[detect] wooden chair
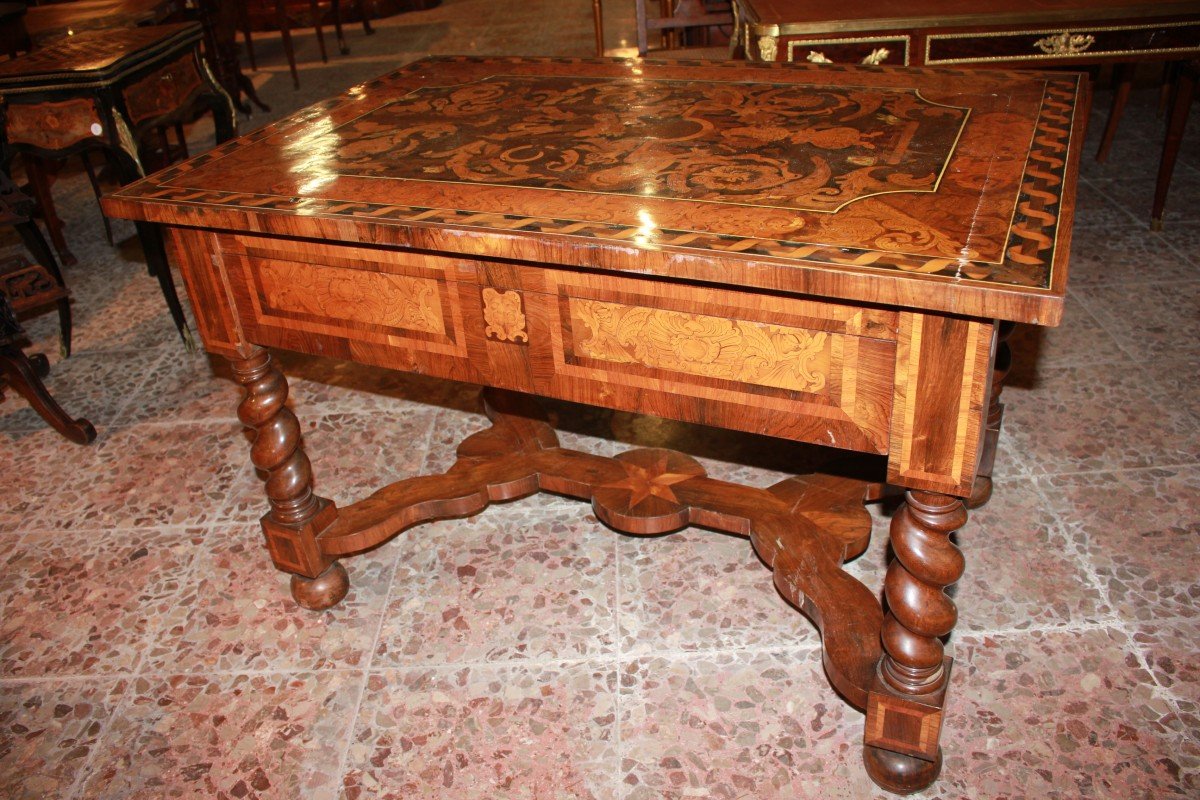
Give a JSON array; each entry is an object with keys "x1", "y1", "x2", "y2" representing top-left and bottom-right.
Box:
[
  {"x1": 240, "y1": 0, "x2": 370, "y2": 89},
  {"x1": 1096, "y1": 60, "x2": 1198, "y2": 229},
  {"x1": 635, "y1": 0, "x2": 732, "y2": 56},
  {"x1": 0, "y1": 173, "x2": 95, "y2": 444}
]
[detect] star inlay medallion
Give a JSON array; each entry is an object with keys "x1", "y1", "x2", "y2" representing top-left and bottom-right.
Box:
[{"x1": 591, "y1": 448, "x2": 706, "y2": 534}]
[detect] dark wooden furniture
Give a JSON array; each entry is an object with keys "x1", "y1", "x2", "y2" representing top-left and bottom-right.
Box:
[
  {"x1": 636, "y1": 0, "x2": 733, "y2": 55},
  {"x1": 731, "y1": 0, "x2": 1200, "y2": 227},
  {"x1": 0, "y1": 172, "x2": 95, "y2": 444},
  {"x1": 239, "y1": 0, "x2": 373, "y2": 90},
  {"x1": 23, "y1": 0, "x2": 180, "y2": 46},
  {"x1": 102, "y1": 56, "x2": 1085, "y2": 793},
  {"x1": 0, "y1": 3, "x2": 31, "y2": 59},
  {"x1": 0, "y1": 22, "x2": 239, "y2": 346}
]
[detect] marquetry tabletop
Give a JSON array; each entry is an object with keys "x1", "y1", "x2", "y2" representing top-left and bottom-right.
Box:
[
  {"x1": 104, "y1": 56, "x2": 1086, "y2": 324},
  {"x1": 0, "y1": 22, "x2": 200, "y2": 90}
]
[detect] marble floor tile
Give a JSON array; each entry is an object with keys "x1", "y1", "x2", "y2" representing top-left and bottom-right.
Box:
[
  {"x1": 940, "y1": 629, "x2": 1196, "y2": 799},
  {"x1": 140, "y1": 524, "x2": 397, "y2": 673},
  {"x1": 1007, "y1": 294, "x2": 1130, "y2": 372},
  {"x1": 619, "y1": 648, "x2": 878, "y2": 800},
  {"x1": 78, "y1": 671, "x2": 361, "y2": 800},
  {"x1": 114, "y1": 349, "x2": 242, "y2": 425},
  {"x1": 0, "y1": 678, "x2": 127, "y2": 800},
  {"x1": 342, "y1": 662, "x2": 619, "y2": 800},
  {"x1": 0, "y1": 527, "x2": 204, "y2": 677},
  {"x1": 1071, "y1": 179, "x2": 1140, "y2": 230},
  {"x1": 1062, "y1": 225, "x2": 1196, "y2": 287},
  {"x1": 9, "y1": 420, "x2": 250, "y2": 532},
  {"x1": 1039, "y1": 465, "x2": 1200, "y2": 623},
  {"x1": 1130, "y1": 615, "x2": 1200, "y2": 706},
  {"x1": 954, "y1": 476, "x2": 1109, "y2": 633},
  {"x1": 618, "y1": 529, "x2": 822, "y2": 655},
  {"x1": 224, "y1": 407, "x2": 441, "y2": 521},
  {"x1": 1000, "y1": 362, "x2": 1200, "y2": 475},
  {"x1": 0, "y1": 347, "x2": 164, "y2": 434},
  {"x1": 374, "y1": 498, "x2": 617, "y2": 667},
  {"x1": 1074, "y1": 280, "x2": 1200, "y2": 361}
]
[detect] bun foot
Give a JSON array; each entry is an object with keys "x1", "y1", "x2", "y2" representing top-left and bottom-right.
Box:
[
  {"x1": 863, "y1": 745, "x2": 942, "y2": 794},
  {"x1": 290, "y1": 562, "x2": 349, "y2": 610},
  {"x1": 967, "y1": 475, "x2": 992, "y2": 509}
]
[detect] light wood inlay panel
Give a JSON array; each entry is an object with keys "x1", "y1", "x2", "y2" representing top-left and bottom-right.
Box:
[
  {"x1": 5, "y1": 97, "x2": 102, "y2": 151},
  {"x1": 567, "y1": 298, "x2": 831, "y2": 394}
]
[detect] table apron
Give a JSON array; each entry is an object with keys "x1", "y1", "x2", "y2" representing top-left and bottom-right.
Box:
[{"x1": 168, "y1": 227, "x2": 994, "y2": 497}]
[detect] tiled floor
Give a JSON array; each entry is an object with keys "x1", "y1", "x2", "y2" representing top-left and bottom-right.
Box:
[{"x1": 2, "y1": 3, "x2": 1198, "y2": 798}]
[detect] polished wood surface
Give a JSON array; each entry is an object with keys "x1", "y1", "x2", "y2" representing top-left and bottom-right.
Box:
[
  {"x1": 105, "y1": 56, "x2": 1083, "y2": 325},
  {"x1": 101, "y1": 56, "x2": 1085, "y2": 794}
]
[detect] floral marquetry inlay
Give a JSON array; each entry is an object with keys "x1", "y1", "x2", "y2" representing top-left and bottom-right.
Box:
[
  {"x1": 569, "y1": 298, "x2": 829, "y2": 393},
  {"x1": 481, "y1": 287, "x2": 528, "y2": 343},
  {"x1": 327, "y1": 74, "x2": 967, "y2": 213},
  {"x1": 255, "y1": 260, "x2": 446, "y2": 336}
]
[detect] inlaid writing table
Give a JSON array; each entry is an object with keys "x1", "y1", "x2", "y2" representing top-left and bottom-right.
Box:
[
  {"x1": 102, "y1": 56, "x2": 1084, "y2": 793},
  {"x1": 0, "y1": 22, "x2": 237, "y2": 344}
]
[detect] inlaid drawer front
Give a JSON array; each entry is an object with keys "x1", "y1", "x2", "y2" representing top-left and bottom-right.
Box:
[
  {"x1": 539, "y1": 270, "x2": 898, "y2": 454},
  {"x1": 122, "y1": 52, "x2": 202, "y2": 127},
  {"x1": 926, "y1": 21, "x2": 1200, "y2": 65},
  {"x1": 784, "y1": 36, "x2": 910, "y2": 66},
  {"x1": 4, "y1": 97, "x2": 104, "y2": 152},
  {"x1": 220, "y1": 236, "x2": 469, "y2": 359}
]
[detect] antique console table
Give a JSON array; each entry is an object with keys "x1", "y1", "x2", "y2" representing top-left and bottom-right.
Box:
[
  {"x1": 731, "y1": 0, "x2": 1200, "y2": 228},
  {"x1": 102, "y1": 56, "x2": 1084, "y2": 793},
  {"x1": 0, "y1": 22, "x2": 237, "y2": 344}
]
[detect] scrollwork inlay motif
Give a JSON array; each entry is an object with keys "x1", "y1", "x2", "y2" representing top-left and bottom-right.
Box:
[{"x1": 570, "y1": 298, "x2": 829, "y2": 393}]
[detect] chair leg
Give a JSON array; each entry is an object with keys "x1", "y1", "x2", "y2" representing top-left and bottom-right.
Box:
[
  {"x1": 1152, "y1": 61, "x2": 1197, "y2": 231},
  {"x1": 357, "y1": 0, "x2": 374, "y2": 34},
  {"x1": 23, "y1": 157, "x2": 75, "y2": 266},
  {"x1": 311, "y1": 0, "x2": 329, "y2": 63},
  {"x1": 79, "y1": 151, "x2": 115, "y2": 247},
  {"x1": 0, "y1": 345, "x2": 96, "y2": 444},
  {"x1": 14, "y1": 218, "x2": 72, "y2": 357},
  {"x1": 277, "y1": 0, "x2": 299, "y2": 88},
  {"x1": 332, "y1": 0, "x2": 348, "y2": 54},
  {"x1": 174, "y1": 122, "x2": 189, "y2": 159},
  {"x1": 1096, "y1": 62, "x2": 1135, "y2": 163},
  {"x1": 593, "y1": 0, "x2": 604, "y2": 56},
  {"x1": 240, "y1": 3, "x2": 257, "y2": 70}
]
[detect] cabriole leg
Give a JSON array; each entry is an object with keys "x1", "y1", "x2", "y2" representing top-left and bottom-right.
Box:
[
  {"x1": 229, "y1": 347, "x2": 346, "y2": 610},
  {"x1": 864, "y1": 490, "x2": 966, "y2": 794}
]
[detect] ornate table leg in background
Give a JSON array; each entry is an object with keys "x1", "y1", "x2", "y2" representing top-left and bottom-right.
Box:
[
  {"x1": 229, "y1": 346, "x2": 346, "y2": 610},
  {"x1": 864, "y1": 490, "x2": 966, "y2": 794}
]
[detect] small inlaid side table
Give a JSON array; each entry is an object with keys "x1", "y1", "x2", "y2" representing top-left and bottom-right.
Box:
[
  {"x1": 102, "y1": 56, "x2": 1085, "y2": 793},
  {"x1": 0, "y1": 22, "x2": 238, "y2": 345}
]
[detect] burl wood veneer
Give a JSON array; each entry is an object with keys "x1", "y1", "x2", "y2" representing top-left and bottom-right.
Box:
[{"x1": 102, "y1": 56, "x2": 1085, "y2": 793}]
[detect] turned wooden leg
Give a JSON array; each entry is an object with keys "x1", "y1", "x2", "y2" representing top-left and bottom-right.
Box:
[
  {"x1": 592, "y1": 0, "x2": 604, "y2": 56},
  {"x1": 1096, "y1": 62, "x2": 1134, "y2": 163},
  {"x1": 1152, "y1": 60, "x2": 1197, "y2": 231},
  {"x1": 229, "y1": 347, "x2": 346, "y2": 610},
  {"x1": 864, "y1": 490, "x2": 966, "y2": 794},
  {"x1": 969, "y1": 321, "x2": 1014, "y2": 509}
]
